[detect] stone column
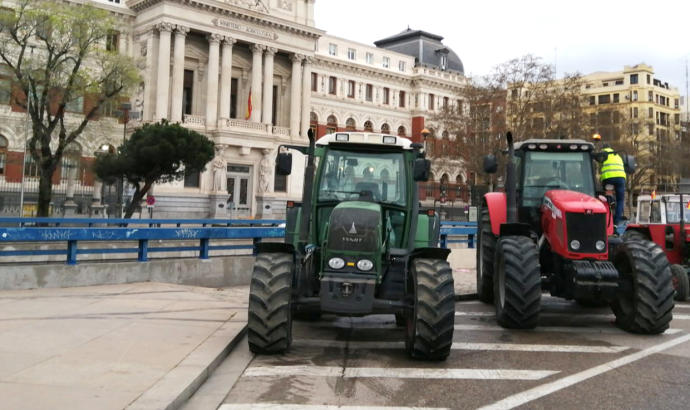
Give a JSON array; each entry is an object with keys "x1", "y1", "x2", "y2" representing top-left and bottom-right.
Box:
[
  {"x1": 205, "y1": 34, "x2": 222, "y2": 128},
  {"x1": 155, "y1": 22, "x2": 174, "y2": 120},
  {"x1": 250, "y1": 44, "x2": 264, "y2": 122},
  {"x1": 142, "y1": 30, "x2": 156, "y2": 121},
  {"x1": 300, "y1": 57, "x2": 312, "y2": 138},
  {"x1": 289, "y1": 54, "x2": 304, "y2": 138},
  {"x1": 262, "y1": 47, "x2": 277, "y2": 126},
  {"x1": 218, "y1": 36, "x2": 236, "y2": 122},
  {"x1": 170, "y1": 25, "x2": 189, "y2": 123}
]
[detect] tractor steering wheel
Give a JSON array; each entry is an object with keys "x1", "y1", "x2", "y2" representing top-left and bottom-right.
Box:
[{"x1": 544, "y1": 178, "x2": 569, "y2": 190}]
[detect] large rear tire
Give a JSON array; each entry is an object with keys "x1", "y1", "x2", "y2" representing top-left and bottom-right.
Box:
[
  {"x1": 493, "y1": 236, "x2": 541, "y2": 329},
  {"x1": 611, "y1": 240, "x2": 674, "y2": 334},
  {"x1": 477, "y1": 203, "x2": 497, "y2": 304},
  {"x1": 248, "y1": 252, "x2": 294, "y2": 354},
  {"x1": 671, "y1": 264, "x2": 689, "y2": 301},
  {"x1": 405, "y1": 259, "x2": 455, "y2": 361}
]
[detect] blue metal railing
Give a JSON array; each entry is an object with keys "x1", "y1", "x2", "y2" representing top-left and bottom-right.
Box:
[{"x1": 0, "y1": 218, "x2": 476, "y2": 265}]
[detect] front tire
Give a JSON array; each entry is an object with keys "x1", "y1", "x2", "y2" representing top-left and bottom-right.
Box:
[
  {"x1": 494, "y1": 236, "x2": 541, "y2": 329},
  {"x1": 405, "y1": 259, "x2": 455, "y2": 361},
  {"x1": 248, "y1": 252, "x2": 294, "y2": 354},
  {"x1": 477, "y1": 203, "x2": 497, "y2": 303},
  {"x1": 611, "y1": 240, "x2": 674, "y2": 334},
  {"x1": 671, "y1": 264, "x2": 689, "y2": 301}
]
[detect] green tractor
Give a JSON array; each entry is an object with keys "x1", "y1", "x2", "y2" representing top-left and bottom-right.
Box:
[{"x1": 247, "y1": 130, "x2": 455, "y2": 360}]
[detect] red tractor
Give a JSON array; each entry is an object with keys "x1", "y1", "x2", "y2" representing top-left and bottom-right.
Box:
[
  {"x1": 477, "y1": 133, "x2": 675, "y2": 333},
  {"x1": 624, "y1": 193, "x2": 689, "y2": 301}
]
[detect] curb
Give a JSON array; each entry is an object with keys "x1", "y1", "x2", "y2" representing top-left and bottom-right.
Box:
[
  {"x1": 126, "y1": 322, "x2": 248, "y2": 410},
  {"x1": 456, "y1": 292, "x2": 478, "y2": 301}
]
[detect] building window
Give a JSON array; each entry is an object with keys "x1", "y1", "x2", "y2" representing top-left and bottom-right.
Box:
[
  {"x1": 183, "y1": 69, "x2": 194, "y2": 115},
  {"x1": 598, "y1": 94, "x2": 610, "y2": 104},
  {"x1": 456, "y1": 99, "x2": 463, "y2": 114},
  {"x1": 440, "y1": 54, "x2": 447, "y2": 70},
  {"x1": 347, "y1": 48, "x2": 355, "y2": 60},
  {"x1": 365, "y1": 84, "x2": 373, "y2": 102},
  {"x1": 382, "y1": 87, "x2": 390, "y2": 105},
  {"x1": 347, "y1": 80, "x2": 355, "y2": 98},
  {"x1": 615, "y1": 79, "x2": 623, "y2": 85},
  {"x1": 60, "y1": 142, "x2": 81, "y2": 181},
  {"x1": 310, "y1": 72, "x2": 318, "y2": 92},
  {"x1": 397, "y1": 126, "x2": 406, "y2": 136},
  {"x1": 647, "y1": 74, "x2": 651, "y2": 84},
  {"x1": 24, "y1": 154, "x2": 38, "y2": 177},
  {"x1": 443, "y1": 96, "x2": 449, "y2": 109},
  {"x1": 429, "y1": 93, "x2": 435, "y2": 110},
  {"x1": 345, "y1": 117, "x2": 356, "y2": 131},
  {"x1": 648, "y1": 91, "x2": 653, "y2": 102},
  {"x1": 399, "y1": 91, "x2": 405, "y2": 108},
  {"x1": 633, "y1": 107, "x2": 638, "y2": 118},
  {"x1": 675, "y1": 98, "x2": 679, "y2": 108},
  {"x1": 630, "y1": 74, "x2": 638, "y2": 84},
  {"x1": 613, "y1": 93, "x2": 619, "y2": 103},
  {"x1": 632, "y1": 90, "x2": 638, "y2": 101},
  {"x1": 363, "y1": 120, "x2": 373, "y2": 131},
  {"x1": 381, "y1": 123, "x2": 390, "y2": 134},
  {"x1": 106, "y1": 30, "x2": 119, "y2": 52},
  {"x1": 382, "y1": 56, "x2": 390, "y2": 68},
  {"x1": 328, "y1": 43, "x2": 337, "y2": 56},
  {"x1": 326, "y1": 115, "x2": 337, "y2": 134},
  {"x1": 230, "y1": 78, "x2": 238, "y2": 118},
  {"x1": 65, "y1": 95, "x2": 83, "y2": 113},
  {"x1": 0, "y1": 77, "x2": 10, "y2": 105},
  {"x1": 108, "y1": 0, "x2": 121, "y2": 3},
  {"x1": 366, "y1": 52, "x2": 373, "y2": 64},
  {"x1": 273, "y1": 167, "x2": 287, "y2": 192},
  {"x1": 310, "y1": 112, "x2": 318, "y2": 135},
  {"x1": 675, "y1": 113, "x2": 680, "y2": 125},
  {"x1": 398, "y1": 61, "x2": 405, "y2": 71},
  {"x1": 184, "y1": 172, "x2": 200, "y2": 188},
  {"x1": 589, "y1": 96, "x2": 595, "y2": 106},
  {"x1": 648, "y1": 107, "x2": 653, "y2": 118},
  {"x1": 0, "y1": 135, "x2": 7, "y2": 175},
  {"x1": 328, "y1": 76, "x2": 336, "y2": 95}
]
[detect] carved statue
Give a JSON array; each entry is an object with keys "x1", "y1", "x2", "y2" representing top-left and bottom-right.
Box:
[
  {"x1": 258, "y1": 149, "x2": 273, "y2": 194},
  {"x1": 212, "y1": 146, "x2": 227, "y2": 192}
]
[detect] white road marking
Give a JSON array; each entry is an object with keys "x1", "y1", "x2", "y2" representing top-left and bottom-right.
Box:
[
  {"x1": 455, "y1": 311, "x2": 616, "y2": 321},
  {"x1": 673, "y1": 314, "x2": 690, "y2": 320},
  {"x1": 294, "y1": 339, "x2": 628, "y2": 353},
  {"x1": 674, "y1": 303, "x2": 690, "y2": 309},
  {"x1": 454, "y1": 324, "x2": 684, "y2": 335},
  {"x1": 455, "y1": 311, "x2": 495, "y2": 317},
  {"x1": 220, "y1": 405, "x2": 450, "y2": 410},
  {"x1": 478, "y1": 333, "x2": 690, "y2": 410},
  {"x1": 245, "y1": 365, "x2": 558, "y2": 380}
]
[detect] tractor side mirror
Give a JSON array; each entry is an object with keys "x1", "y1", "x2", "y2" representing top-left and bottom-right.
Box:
[
  {"x1": 622, "y1": 154, "x2": 637, "y2": 174},
  {"x1": 483, "y1": 154, "x2": 498, "y2": 174},
  {"x1": 413, "y1": 158, "x2": 431, "y2": 181},
  {"x1": 276, "y1": 152, "x2": 292, "y2": 175}
]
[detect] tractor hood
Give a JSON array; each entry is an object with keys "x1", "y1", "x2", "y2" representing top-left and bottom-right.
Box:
[
  {"x1": 543, "y1": 190, "x2": 608, "y2": 215},
  {"x1": 326, "y1": 201, "x2": 381, "y2": 252}
]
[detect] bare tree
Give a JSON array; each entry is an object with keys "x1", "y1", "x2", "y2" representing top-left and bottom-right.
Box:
[{"x1": 0, "y1": 0, "x2": 140, "y2": 216}]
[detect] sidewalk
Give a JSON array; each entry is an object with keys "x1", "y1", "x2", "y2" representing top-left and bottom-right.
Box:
[
  {"x1": 0, "y1": 248, "x2": 476, "y2": 410},
  {"x1": 0, "y1": 283, "x2": 249, "y2": 410}
]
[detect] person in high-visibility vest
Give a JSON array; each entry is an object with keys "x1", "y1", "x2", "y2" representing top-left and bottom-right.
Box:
[{"x1": 599, "y1": 144, "x2": 627, "y2": 224}]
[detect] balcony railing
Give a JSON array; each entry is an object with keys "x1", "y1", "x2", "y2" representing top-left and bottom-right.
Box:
[
  {"x1": 272, "y1": 126, "x2": 290, "y2": 136},
  {"x1": 183, "y1": 115, "x2": 206, "y2": 126},
  {"x1": 226, "y1": 118, "x2": 265, "y2": 131}
]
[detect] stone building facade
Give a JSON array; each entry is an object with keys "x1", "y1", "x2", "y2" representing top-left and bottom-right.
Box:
[{"x1": 0, "y1": 0, "x2": 469, "y2": 217}]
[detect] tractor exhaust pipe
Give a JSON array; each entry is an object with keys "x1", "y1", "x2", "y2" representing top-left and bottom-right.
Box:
[
  {"x1": 505, "y1": 132, "x2": 518, "y2": 224},
  {"x1": 299, "y1": 128, "x2": 317, "y2": 250}
]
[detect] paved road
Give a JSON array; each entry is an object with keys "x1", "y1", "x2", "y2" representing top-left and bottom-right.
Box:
[{"x1": 214, "y1": 298, "x2": 690, "y2": 410}]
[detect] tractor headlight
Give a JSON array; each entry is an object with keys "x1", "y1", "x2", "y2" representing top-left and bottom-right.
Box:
[
  {"x1": 570, "y1": 240, "x2": 581, "y2": 250},
  {"x1": 357, "y1": 259, "x2": 374, "y2": 271},
  {"x1": 328, "y1": 257, "x2": 345, "y2": 270},
  {"x1": 595, "y1": 240, "x2": 606, "y2": 251}
]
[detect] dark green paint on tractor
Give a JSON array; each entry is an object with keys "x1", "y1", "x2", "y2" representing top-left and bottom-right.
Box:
[{"x1": 248, "y1": 130, "x2": 455, "y2": 360}]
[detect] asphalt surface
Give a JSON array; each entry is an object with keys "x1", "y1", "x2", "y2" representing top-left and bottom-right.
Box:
[{"x1": 210, "y1": 297, "x2": 690, "y2": 410}]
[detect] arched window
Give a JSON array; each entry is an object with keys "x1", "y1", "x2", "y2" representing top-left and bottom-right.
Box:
[
  {"x1": 345, "y1": 117, "x2": 356, "y2": 131},
  {"x1": 326, "y1": 115, "x2": 337, "y2": 134},
  {"x1": 380, "y1": 168, "x2": 390, "y2": 180},
  {"x1": 310, "y1": 112, "x2": 318, "y2": 136},
  {"x1": 397, "y1": 126, "x2": 406, "y2": 137},
  {"x1": 61, "y1": 142, "x2": 82, "y2": 181},
  {"x1": 0, "y1": 135, "x2": 7, "y2": 175},
  {"x1": 380, "y1": 123, "x2": 390, "y2": 134},
  {"x1": 442, "y1": 130, "x2": 449, "y2": 139},
  {"x1": 363, "y1": 120, "x2": 373, "y2": 132}
]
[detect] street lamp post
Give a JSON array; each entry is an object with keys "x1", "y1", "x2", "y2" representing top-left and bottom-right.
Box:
[
  {"x1": 118, "y1": 102, "x2": 131, "y2": 218},
  {"x1": 18, "y1": 46, "x2": 35, "y2": 217}
]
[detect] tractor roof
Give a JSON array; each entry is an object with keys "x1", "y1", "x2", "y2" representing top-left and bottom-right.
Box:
[
  {"x1": 315, "y1": 132, "x2": 413, "y2": 150},
  {"x1": 515, "y1": 139, "x2": 594, "y2": 152}
]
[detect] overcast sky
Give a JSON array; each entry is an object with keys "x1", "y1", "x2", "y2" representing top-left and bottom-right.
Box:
[{"x1": 314, "y1": 0, "x2": 690, "y2": 95}]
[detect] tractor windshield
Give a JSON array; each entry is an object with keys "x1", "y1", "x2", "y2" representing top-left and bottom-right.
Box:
[
  {"x1": 520, "y1": 151, "x2": 595, "y2": 207},
  {"x1": 665, "y1": 201, "x2": 690, "y2": 223},
  {"x1": 317, "y1": 149, "x2": 407, "y2": 206}
]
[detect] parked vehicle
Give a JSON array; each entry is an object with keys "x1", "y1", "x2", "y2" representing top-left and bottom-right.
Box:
[
  {"x1": 478, "y1": 133, "x2": 675, "y2": 333},
  {"x1": 247, "y1": 129, "x2": 455, "y2": 360}
]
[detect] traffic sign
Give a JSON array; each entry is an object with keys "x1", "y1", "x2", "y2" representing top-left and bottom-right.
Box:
[{"x1": 146, "y1": 195, "x2": 155, "y2": 206}]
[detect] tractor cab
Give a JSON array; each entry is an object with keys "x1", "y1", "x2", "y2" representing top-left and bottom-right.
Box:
[{"x1": 634, "y1": 194, "x2": 690, "y2": 225}]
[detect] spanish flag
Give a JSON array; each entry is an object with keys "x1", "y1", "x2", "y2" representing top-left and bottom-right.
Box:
[
  {"x1": 245, "y1": 88, "x2": 252, "y2": 120},
  {"x1": 686, "y1": 200, "x2": 690, "y2": 210},
  {"x1": 651, "y1": 190, "x2": 657, "y2": 200}
]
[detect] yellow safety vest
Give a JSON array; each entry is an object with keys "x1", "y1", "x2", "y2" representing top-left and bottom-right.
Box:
[{"x1": 600, "y1": 148, "x2": 626, "y2": 181}]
